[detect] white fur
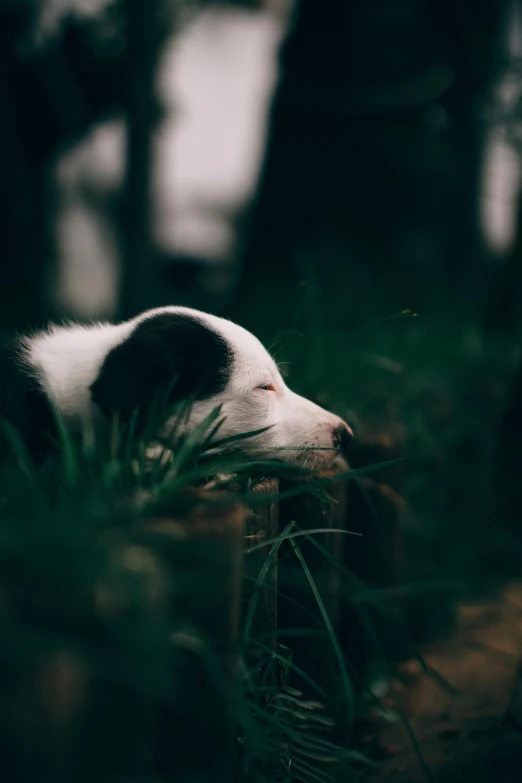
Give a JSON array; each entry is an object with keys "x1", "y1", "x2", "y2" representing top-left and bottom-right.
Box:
[{"x1": 23, "y1": 307, "x2": 350, "y2": 467}]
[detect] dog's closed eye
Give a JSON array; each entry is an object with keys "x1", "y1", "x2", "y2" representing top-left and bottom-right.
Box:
[{"x1": 256, "y1": 382, "x2": 276, "y2": 392}]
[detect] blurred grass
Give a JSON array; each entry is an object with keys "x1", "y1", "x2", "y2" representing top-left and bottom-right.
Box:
[
  {"x1": 242, "y1": 271, "x2": 522, "y2": 652},
  {"x1": 270, "y1": 289, "x2": 521, "y2": 585},
  {"x1": 0, "y1": 398, "x2": 396, "y2": 782},
  {"x1": 1, "y1": 290, "x2": 521, "y2": 781}
]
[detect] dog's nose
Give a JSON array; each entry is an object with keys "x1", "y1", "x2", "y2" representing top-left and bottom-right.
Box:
[{"x1": 333, "y1": 424, "x2": 354, "y2": 454}]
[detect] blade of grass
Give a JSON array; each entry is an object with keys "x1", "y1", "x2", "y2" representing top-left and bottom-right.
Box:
[
  {"x1": 290, "y1": 538, "x2": 355, "y2": 740},
  {"x1": 0, "y1": 418, "x2": 36, "y2": 476},
  {"x1": 168, "y1": 406, "x2": 224, "y2": 473},
  {"x1": 303, "y1": 535, "x2": 436, "y2": 783},
  {"x1": 305, "y1": 532, "x2": 459, "y2": 694},
  {"x1": 198, "y1": 414, "x2": 226, "y2": 452},
  {"x1": 244, "y1": 528, "x2": 360, "y2": 555},
  {"x1": 158, "y1": 455, "x2": 405, "y2": 498},
  {"x1": 124, "y1": 409, "x2": 140, "y2": 467},
  {"x1": 242, "y1": 574, "x2": 324, "y2": 629},
  {"x1": 249, "y1": 640, "x2": 329, "y2": 701},
  {"x1": 348, "y1": 309, "x2": 418, "y2": 339},
  {"x1": 242, "y1": 521, "x2": 295, "y2": 647},
  {"x1": 46, "y1": 398, "x2": 78, "y2": 485},
  {"x1": 291, "y1": 758, "x2": 334, "y2": 783},
  {"x1": 202, "y1": 424, "x2": 274, "y2": 453}
]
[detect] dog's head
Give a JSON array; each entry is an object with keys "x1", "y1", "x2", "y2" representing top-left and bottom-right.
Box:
[{"x1": 86, "y1": 307, "x2": 353, "y2": 466}]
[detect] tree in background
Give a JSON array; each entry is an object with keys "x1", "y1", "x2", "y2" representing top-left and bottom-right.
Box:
[
  {"x1": 0, "y1": 0, "x2": 514, "y2": 334},
  {"x1": 0, "y1": 0, "x2": 274, "y2": 330},
  {"x1": 230, "y1": 0, "x2": 508, "y2": 338},
  {"x1": 0, "y1": 0, "x2": 132, "y2": 330}
]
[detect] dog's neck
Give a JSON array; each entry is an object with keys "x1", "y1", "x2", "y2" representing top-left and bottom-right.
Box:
[{"x1": 22, "y1": 321, "x2": 134, "y2": 418}]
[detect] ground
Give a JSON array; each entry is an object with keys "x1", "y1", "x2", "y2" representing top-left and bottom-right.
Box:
[{"x1": 359, "y1": 582, "x2": 522, "y2": 782}]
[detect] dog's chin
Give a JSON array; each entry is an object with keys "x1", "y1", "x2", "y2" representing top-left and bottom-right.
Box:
[
  {"x1": 331, "y1": 453, "x2": 349, "y2": 472},
  {"x1": 261, "y1": 447, "x2": 341, "y2": 472},
  {"x1": 310, "y1": 450, "x2": 346, "y2": 473}
]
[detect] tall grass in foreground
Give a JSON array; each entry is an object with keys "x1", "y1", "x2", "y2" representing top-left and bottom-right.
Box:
[{"x1": 0, "y1": 403, "x2": 417, "y2": 783}]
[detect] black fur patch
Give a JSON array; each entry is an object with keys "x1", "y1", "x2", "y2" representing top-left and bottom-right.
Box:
[
  {"x1": 0, "y1": 336, "x2": 57, "y2": 465},
  {"x1": 91, "y1": 313, "x2": 233, "y2": 424}
]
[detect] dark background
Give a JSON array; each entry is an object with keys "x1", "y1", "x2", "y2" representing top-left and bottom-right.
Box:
[
  {"x1": 4, "y1": 3, "x2": 522, "y2": 780},
  {"x1": 0, "y1": 0, "x2": 519, "y2": 334},
  {"x1": 2, "y1": 0, "x2": 522, "y2": 635}
]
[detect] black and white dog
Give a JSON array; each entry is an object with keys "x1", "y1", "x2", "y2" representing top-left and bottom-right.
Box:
[{"x1": 0, "y1": 307, "x2": 353, "y2": 466}]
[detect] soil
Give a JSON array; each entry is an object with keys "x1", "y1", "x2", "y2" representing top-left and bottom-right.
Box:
[{"x1": 357, "y1": 582, "x2": 522, "y2": 783}]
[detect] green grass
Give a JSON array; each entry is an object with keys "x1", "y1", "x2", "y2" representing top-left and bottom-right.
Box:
[
  {"x1": 0, "y1": 398, "x2": 402, "y2": 783},
  {"x1": 1, "y1": 300, "x2": 519, "y2": 782}
]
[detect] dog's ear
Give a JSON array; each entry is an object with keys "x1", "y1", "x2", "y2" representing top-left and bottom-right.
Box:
[{"x1": 90, "y1": 313, "x2": 232, "y2": 423}]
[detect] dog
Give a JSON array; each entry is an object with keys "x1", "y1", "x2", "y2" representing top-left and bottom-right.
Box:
[{"x1": 0, "y1": 306, "x2": 353, "y2": 466}]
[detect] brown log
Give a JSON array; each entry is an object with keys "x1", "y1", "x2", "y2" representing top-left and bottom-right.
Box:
[
  {"x1": 0, "y1": 492, "x2": 245, "y2": 783},
  {"x1": 136, "y1": 494, "x2": 246, "y2": 782},
  {"x1": 243, "y1": 477, "x2": 280, "y2": 652}
]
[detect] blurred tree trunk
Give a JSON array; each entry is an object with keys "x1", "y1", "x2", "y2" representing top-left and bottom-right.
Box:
[
  {"x1": 0, "y1": 70, "x2": 49, "y2": 331},
  {"x1": 119, "y1": 0, "x2": 165, "y2": 320},
  {"x1": 0, "y1": 3, "x2": 130, "y2": 331},
  {"x1": 230, "y1": 0, "x2": 505, "y2": 339},
  {"x1": 484, "y1": 184, "x2": 522, "y2": 339}
]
